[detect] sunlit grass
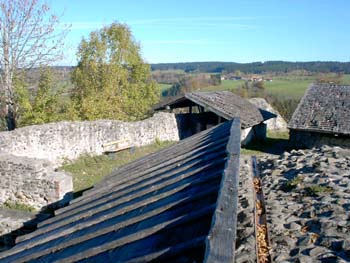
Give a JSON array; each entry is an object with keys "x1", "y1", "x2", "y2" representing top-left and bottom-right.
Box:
[{"x1": 60, "y1": 141, "x2": 174, "y2": 195}]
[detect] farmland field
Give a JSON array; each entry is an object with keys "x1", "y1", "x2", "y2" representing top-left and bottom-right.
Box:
[{"x1": 202, "y1": 74, "x2": 350, "y2": 99}]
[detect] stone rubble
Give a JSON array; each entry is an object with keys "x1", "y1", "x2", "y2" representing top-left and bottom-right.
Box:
[{"x1": 258, "y1": 146, "x2": 350, "y2": 262}]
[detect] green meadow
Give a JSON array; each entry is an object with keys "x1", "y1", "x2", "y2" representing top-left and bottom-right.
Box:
[{"x1": 203, "y1": 74, "x2": 350, "y2": 100}]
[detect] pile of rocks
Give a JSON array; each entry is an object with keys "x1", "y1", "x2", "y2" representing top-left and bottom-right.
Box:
[{"x1": 258, "y1": 146, "x2": 350, "y2": 262}]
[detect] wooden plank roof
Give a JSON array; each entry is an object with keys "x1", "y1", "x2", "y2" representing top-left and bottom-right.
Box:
[
  {"x1": 0, "y1": 119, "x2": 241, "y2": 263},
  {"x1": 288, "y1": 84, "x2": 350, "y2": 135},
  {"x1": 154, "y1": 91, "x2": 275, "y2": 129}
]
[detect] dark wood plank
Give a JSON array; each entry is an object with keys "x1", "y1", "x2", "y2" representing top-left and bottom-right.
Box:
[
  {"x1": 16, "y1": 162, "x2": 224, "y2": 244},
  {"x1": 40, "y1": 147, "x2": 227, "y2": 228},
  {"x1": 204, "y1": 118, "x2": 241, "y2": 263},
  {"x1": 1, "y1": 180, "x2": 221, "y2": 260},
  {"x1": 16, "y1": 204, "x2": 216, "y2": 263}
]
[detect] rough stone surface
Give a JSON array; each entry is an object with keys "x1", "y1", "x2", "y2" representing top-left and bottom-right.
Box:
[
  {"x1": 258, "y1": 146, "x2": 350, "y2": 262},
  {"x1": 290, "y1": 129, "x2": 350, "y2": 149},
  {"x1": 0, "y1": 154, "x2": 73, "y2": 210},
  {"x1": 0, "y1": 112, "x2": 180, "y2": 166},
  {"x1": 235, "y1": 156, "x2": 256, "y2": 263},
  {"x1": 241, "y1": 123, "x2": 267, "y2": 146},
  {"x1": 0, "y1": 208, "x2": 50, "y2": 252},
  {"x1": 249, "y1": 97, "x2": 288, "y2": 132}
]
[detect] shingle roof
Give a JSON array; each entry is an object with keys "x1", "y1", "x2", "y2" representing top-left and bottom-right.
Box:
[
  {"x1": 155, "y1": 91, "x2": 275, "y2": 129},
  {"x1": 288, "y1": 84, "x2": 350, "y2": 135},
  {"x1": 0, "y1": 119, "x2": 241, "y2": 263}
]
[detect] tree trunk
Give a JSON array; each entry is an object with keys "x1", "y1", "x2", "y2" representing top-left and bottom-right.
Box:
[{"x1": 5, "y1": 104, "x2": 16, "y2": 131}]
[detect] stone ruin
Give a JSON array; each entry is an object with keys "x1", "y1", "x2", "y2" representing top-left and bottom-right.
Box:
[{"x1": 0, "y1": 112, "x2": 180, "y2": 210}]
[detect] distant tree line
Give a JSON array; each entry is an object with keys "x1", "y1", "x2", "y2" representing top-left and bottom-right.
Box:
[{"x1": 151, "y1": 61, "x2": 350, "y2": 74}]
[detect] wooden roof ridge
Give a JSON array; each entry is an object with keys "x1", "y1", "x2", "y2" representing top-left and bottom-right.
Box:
[
  {"x1": 288, "y1": 84, "x2": 350, "y2": 135},
  {"x1": 187, "y1": 91, "x2": 271, "y2": 128},
  {"x1": 155, "y1": 90, "x2": 275, "y2": 128},
  {"x1": 52, "y1": 124, "x2": 231, "y2": 217},
  {"x1": 204, "y1": 117, "x2": 240, "y2": 262},
  {"x1": 0, "y1": 119, "x2": 241, "y2": 263}
]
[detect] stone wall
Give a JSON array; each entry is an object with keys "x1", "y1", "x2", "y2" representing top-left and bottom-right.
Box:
[
  {"x1": 0, "y1": 112, "x2": 180, "y2": 166},
  {"x1": 289, "y1": 129, "x2": 350, "y2": 148},
  {"x1": 241, "y1": 123, "x2": 267, "y2": 146},
  {"x1": 0, "y1": 154, "x2": 72, "y2": 210},
  {"x1": 0, "y1": 112, "x2": 179, "y2": 210},
  {"x1": 249, "y1": 98, "x2": 288, "y2": 132}
]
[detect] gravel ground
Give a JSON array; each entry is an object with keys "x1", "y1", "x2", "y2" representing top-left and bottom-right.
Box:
[{"x1": 258, "y1": 146, "x2": 350, "y2": 262}]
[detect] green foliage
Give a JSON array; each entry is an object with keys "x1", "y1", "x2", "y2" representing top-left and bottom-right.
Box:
[
  {"x1": 15, "y1": 68, "x2": 70, "y2": 127},
  {"x1": 60, "y1": 141, "x2": 174, "y2": 195},
  {"x1": 267, "y1": 95, "x2": 300, "y2": 122},
  {"x1": 2, "y1": 201, "x2": 36, "y2": 212},
  {"x1": 281, "y1": 176, "x2": 304, "y2": 192},
  {"x1": 71, "y1": 22, "x2": 159, "y2": 121},
  {"x1": 162, "y1": 74, "x2": 221, "y2": 97},
  {"x1": 305, "y1": 185, "x2": 334, "y2": 196}
]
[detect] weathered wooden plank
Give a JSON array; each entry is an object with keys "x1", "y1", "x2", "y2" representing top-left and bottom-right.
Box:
[
  {"x1": 40, "y1": 146, "x2": 227, "y2": 228},
  {"x1": 68, "y1": 135, "x2": 228, "y2": 205},
  {"x1": 89, "y1": 123, "x2": 230, "y2": 189},
  {"x1": 62, "y1": 122, "x2": 230, "y2": 208},
  {"x1": 16, "y1": 161, "x2": 224, "y2": 245},
  {"x1": 14, "y1": 204, "x2": 216, "y2": 263},
  {"x1": 186, "y1": 92, "x2": 264, "y2": 128},
  {"x1": 47, "y1": 154, "x2": 226, "y2": 230},
  {"x1": 125, "y1": 235, "x2": 206, "y2": 263},
  {"x1": 98, "y1": 121, "x2": 230, "y2": 179},
  {"x1": 0, "y1": 178, "x2": 221, "y2": 259},
  {"x1": 204, "y1": 118, "x2": 241, "y2": 263},
  {"x1": 5, "y1": 184, "x2": 219, "y2": 262},
  {"x1": 0, "y1": 119, "x2": 244, "y2": 263}
]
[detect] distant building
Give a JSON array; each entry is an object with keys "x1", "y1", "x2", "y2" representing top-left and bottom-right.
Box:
[
  {"x1": 288, "y1": 84, "x2": 350, "y2": 148},
  {"x1": 155, "y1": 91, "x2": 276, "y2": 145}
]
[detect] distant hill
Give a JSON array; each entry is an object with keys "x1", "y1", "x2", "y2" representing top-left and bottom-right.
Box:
[{"x1": 151, "y1": 61, "x2": 350, "y2": 74}]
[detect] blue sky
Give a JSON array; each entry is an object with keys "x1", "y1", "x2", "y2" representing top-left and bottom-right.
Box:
[{"x1": 51, "y1": 0, "x2": 350, "y2": 65}]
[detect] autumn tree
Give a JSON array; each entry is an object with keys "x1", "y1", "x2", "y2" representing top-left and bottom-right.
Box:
[
  {"x1": 71, "y1": 22, "x2": 159, "y2": 121},
  {"x1": 0, "y1": 0, "x2": 68, "y2": 130}
]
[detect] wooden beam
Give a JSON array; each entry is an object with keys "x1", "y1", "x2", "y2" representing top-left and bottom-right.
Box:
[{"x1": 204, "y1": 118, "x2": 241, "y2": 263}]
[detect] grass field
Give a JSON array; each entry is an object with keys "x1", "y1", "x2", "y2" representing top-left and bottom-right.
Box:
[
  {"x1": 60, "y1": 141, "x2": 174, "y2": 196},
  {"x1": 204, "y1": 79, "x2": 309, "y2": 99},
  {"x1": 202, "y1": 74, "x2": 350, "y2": 100}
]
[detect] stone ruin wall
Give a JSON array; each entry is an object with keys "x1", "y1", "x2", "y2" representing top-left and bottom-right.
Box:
[
  {"x1": 289, "y1": 129, "x2": 350, "y2": 149},
  {"x1": 0, "y1": 155, "x2": 72, "y2": 210},
  {"x1": 0, "y1": 112, "x2": 180, "y2": 209},
  {"x1": 0, "y1": 112, "x2": 180, "y2": 166}
]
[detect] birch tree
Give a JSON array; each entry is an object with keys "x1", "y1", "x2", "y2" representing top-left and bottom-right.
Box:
[
  {"x1": 71, "y1": 22, "x2": 159, "y2": 121},
  {"x1": 0, "y1": 0, "x2": 68, "y2": 130}
]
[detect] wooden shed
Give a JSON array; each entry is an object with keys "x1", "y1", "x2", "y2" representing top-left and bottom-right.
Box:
[
  {"x1": 288, "y1": 84, "x2": 350, "y2": 148},
  {"x1": 0, "y1": 119, "x2": 241, "y2": 263},
  {"x1": 155, "y1": 91, "x2": 276, "y2": 145}
]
